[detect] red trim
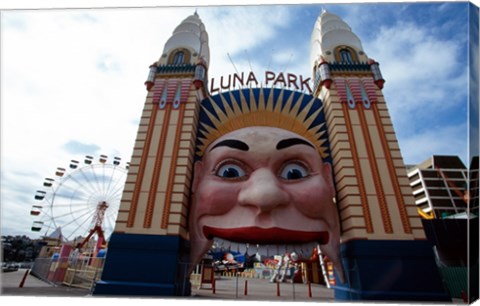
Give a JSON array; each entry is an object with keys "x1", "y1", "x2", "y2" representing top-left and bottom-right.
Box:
[
  {"x1": 357, "y1": 106, "x2": 393, "y2": 233},
  {"x1": 374, "y1": 79, "x2": 385, "y2": 89},
  {"x1": 144, "y1": 81, "x2": 154, "y2": 91},
  {"x1": 127, "y1": 102, "x2": 158, "y2": 227},
  {"x1": 372, "y1": 103, "x2": 411, "y2": 233},
  {"x1": 144, "y1": 103, "x2": 172, "y2": 228},
  {"x1": 162, "y1": 105, "x2": 187, "y2": 230},
  {"x1": 341, "y1": 103, "x2": 374, "y2": 233}
]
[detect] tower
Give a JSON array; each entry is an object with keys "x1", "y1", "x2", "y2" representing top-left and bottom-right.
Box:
[
  {"x1": 93, "y1": 12, "x2": 209, "y2": 296},
  {"x1": 310, "y1": 11, "x2": 449, "y2": 301}
]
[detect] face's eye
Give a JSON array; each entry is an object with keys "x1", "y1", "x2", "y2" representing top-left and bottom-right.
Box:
[
  {"x1": 216, "y1": 163, "x2": 246, "y2": 179},
  {"x1": 279, "y1": 163, "x2": 310, "y2": 180}
]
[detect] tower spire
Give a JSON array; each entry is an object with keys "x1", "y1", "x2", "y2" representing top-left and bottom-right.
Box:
[
  {"x1": 310, "y1": 10, "x2": 365, "y2": 69},
  {"x1": 94, "y1": 13, "x2": 209, "y2": 296},
  {"x1": 309, "y1": 10, "x2": 447, "y2": 302}
]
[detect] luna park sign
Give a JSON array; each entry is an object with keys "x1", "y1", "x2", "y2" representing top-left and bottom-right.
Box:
[{"x1": 210, "y1": 71, "x2": 312, "y2": 95}]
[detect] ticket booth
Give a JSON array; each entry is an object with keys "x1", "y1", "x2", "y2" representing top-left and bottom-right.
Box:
[{"x1": 200, "y1": 257, "x2": 215, "y2": 289}]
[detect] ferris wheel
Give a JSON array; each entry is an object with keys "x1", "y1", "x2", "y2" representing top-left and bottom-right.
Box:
[{"x1": 30, "y1": 154, "x2": 129, "y2": 245}]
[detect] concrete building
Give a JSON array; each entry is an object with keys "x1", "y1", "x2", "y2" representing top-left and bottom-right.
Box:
[
  {"x1": 93, "y1": 8, "x2": 456, "y2": 301},
  {"x1": 407, "y1": 155, "x2": 470, "y2": 219},
  {"x1": 407, "y1": 156, "x2": 478, "y2": 300}
]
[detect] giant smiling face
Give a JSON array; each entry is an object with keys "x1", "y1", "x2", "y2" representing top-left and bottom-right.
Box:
[{"x1": 189, "y1": 126, "x2": 344, "y2": 282}]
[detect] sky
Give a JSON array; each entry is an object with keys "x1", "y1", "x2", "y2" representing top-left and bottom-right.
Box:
[{"x1": 1, "y1": 1, "x2": 477, "y2": 240}]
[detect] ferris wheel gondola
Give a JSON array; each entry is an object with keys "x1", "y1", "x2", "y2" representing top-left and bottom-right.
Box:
[{"x1": 30, "y1": 154, "x2": 129, "y2": 246}]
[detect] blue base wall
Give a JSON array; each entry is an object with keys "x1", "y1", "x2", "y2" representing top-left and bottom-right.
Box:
[
  {"x1": 334, "y1": 240, "x2": 451, "y2": 302},
  {"x1": 92, "y1": 233, "x2": 191, "y2": 297}
]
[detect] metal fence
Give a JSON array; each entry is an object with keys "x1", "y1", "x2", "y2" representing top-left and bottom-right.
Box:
[
  {"x1": 29, "y1": 253, "x2": 470, "y2": 301},
  {"x1": 29, "y1": 256, "x2": 336, "y2": 300},
  {"x1": 31, "y1": 256, "x2": 104, "y2": 289}
]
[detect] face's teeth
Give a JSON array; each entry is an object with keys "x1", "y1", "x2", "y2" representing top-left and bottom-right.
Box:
[
  {"x1": 246, "y1": 244, "x2": 256, "y2": 256},
  {"x1": 211, "y1": 238, "x2": 318, "y2": 261},
  {"x1": 215, "y1": 238, "x2": 224, "y2": 249},
  {"x1": 237, "y1": 242, "x2": 247, "y2": 254},
  {"x1": 285, "y1": 244, "x2": 295, "y2": 254},
  {"x1": 213, "y1": 238, "x2": 230, "y2": 251},
  {"x1": 297, "y1": 246, "x2": 307, "y2": 258},
  {"x1": 257, "y1": 244, "x2": 270, "y2": 257}
]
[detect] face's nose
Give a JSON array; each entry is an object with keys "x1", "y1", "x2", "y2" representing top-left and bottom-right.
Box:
[{"x1": 238, "y1": 168, "x2": 289, "y2": 213}]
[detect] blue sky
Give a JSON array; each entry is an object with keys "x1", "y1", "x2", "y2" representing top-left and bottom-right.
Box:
[{"x1": 1, "y1": 1, "x2": 477, "y2": 239}]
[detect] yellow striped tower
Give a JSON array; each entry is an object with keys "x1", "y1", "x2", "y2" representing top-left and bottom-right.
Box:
[
  {"x1": 93, "y1": 12, "x2": 209, "y2": 296},
  {"x1": 310, "y1": 10, "x2": 449, "y2": 301}
]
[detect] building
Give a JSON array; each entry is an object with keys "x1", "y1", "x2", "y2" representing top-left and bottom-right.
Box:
[
  {"x1": 94, "y1": 12, "x2": 209, "y2": 296},
  {"x1": 311, "y1": 10, "x2": 425, "y2": 242},
  {"x1": 406, "y1": 156, "x2": 478, "y2": 300},
  {"x1": 93, "y1": 8, "x2": 454, "y2": 301},
  {"x1": 308, "y1": 10, "x2": 452, "y2": 301},
  {"x1": 469, "y1": 156, "x2": 479, "y2": 217},
  {"x1": 407, "y1": 155, "x2": 469, "y2": 219}
]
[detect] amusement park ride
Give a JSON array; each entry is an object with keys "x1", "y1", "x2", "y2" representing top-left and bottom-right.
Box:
[{"x1": 30, "y1": 154, "x2": 129, "y2": 285}]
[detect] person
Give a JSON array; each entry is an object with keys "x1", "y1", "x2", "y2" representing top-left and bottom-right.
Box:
[{"x1": 188, "y1": 88, "x2": 345, "y2": 283}]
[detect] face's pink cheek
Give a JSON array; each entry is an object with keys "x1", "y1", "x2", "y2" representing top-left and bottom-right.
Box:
[
  {"x1": 195, "y1": 178, "x2": 240, "y2": 216},
  {"x1": 287, "y1": 176, "x2": 334, "y2": 218}
]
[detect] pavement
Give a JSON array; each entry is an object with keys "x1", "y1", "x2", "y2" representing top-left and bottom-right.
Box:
[
  {"x1": 1, "y1": 268, "x2": 90, "y2": 297},
  {"x1": 1, "y1": 269, "x2": 463, "y2": 304},
  {"x1": 1, "y1": 268, "x2": 334, "y2": 302},
  {"x1": 190, "y1": 275, "x2": 335, "y2": 302}
]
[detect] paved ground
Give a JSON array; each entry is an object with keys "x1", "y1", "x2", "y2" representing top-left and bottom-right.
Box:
[
  {"x1": 1, "y1": 269, "x2": 334, "y2": 302},
  {"x1": 1, "y1": 269, "x2": 463, "y2": 304},
  {"x1": 191, "y1": 275, "x2": 335, "y2": 302},
  {"x1": 1, "y1": 269, "x2": 89, "y2": 297}
]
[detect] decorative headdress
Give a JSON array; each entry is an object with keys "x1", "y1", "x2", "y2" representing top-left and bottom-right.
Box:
[{"x1": 196, "y1": 87, "x2": 331, "y2": 161}]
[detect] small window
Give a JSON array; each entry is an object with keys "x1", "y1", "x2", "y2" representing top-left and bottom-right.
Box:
[
  {"x1": 168, "y1": 49, "x2": 191, "y2": 65},
  {"x1": 173, "y1": 51, "x2": 185, "y2": 65},
  {"x1": 334, "y1": 46, "x2": 358, "y2": 63},
  {"x1": 340, "y1": 49, "x2": 353, "y2": 63}
]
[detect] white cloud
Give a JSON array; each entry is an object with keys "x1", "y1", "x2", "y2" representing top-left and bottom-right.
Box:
[
  {"x1": 1, "y1": 8, "x2": 193, "y2": 238},
  {"x1": 271, "y1": 50, "x2": 294, "y2": 69},
  {"x1": 362, "y1": 19, "x2": 468, "y2": 165},
  {"x1": 469, "y1": 6, "x2": 479, "y2": 163},
  {"x1": 1, "y1": 5, "x2": 300, "y2": 238},
  {"x1": 200, "y1": 6, "x2": 293, "y2": 82},
  {"x1": 367, "y1": 21, "x2": 466, "y2": 110},
  {"x1": 201, "y1": 6, "x2": 290, "y2": 57},
  {"x1": 400, "y1": 123, "x2": 468, "y2": 166},
  {"x1": 0, "y1": 3, "x2": 472, "y2": 239}
]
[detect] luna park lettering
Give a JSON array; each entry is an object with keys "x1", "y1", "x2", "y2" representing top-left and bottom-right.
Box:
[{"x1": 210, "y1": 71, "x2": 312, "y2": 95}]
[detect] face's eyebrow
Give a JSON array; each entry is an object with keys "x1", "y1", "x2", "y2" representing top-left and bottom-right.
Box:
[
  {"x1": 209, "y1": 139, "x2": 250, "y2": 152},
  {"x1": 276, "y1": 138, "x2": 315, "y2": 150}
]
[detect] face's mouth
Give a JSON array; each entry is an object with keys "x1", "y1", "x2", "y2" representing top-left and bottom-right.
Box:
[
  {"x1": 204, "y1": 226, "x2": 328, "y2": 244},
  {"x1": 203, "y1": 226, "x2": 329, "y2": 260}
]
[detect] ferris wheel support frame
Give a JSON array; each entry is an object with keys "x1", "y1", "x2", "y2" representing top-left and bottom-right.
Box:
[
  {"x1": 30, "y1": 154, "x2": 129, "y2": 247},
  {"x1": 76, "y1": 200, "x2": 108, "y2": 255}
]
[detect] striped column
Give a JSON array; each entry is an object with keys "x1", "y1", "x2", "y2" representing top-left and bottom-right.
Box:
[
  {"x1": 115, "y1": 78, "x2": 199, "y2": 240},
  {"x1": 322, "y1": 76, "x2": 425, "y2": 241}
]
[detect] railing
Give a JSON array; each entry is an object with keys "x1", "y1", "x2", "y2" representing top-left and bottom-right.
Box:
[
  {"x1": 31, "y1": 258, "x2": 52, "y2": 282},
  {"x1": 30, "y1": 256, "x2": 335, "y2": 300},
  {"x1": 29, "y1": 253, "x2": 468, "y2": 301},
  {"x1": 31, "y1": 256, "x2": 104, "y2": 290},
  {"x1": 156, "y1": 64, "x2": 196, "y2": 75},
  {"x1": 188, "y1": 261, "x2": 334, "y2": 301}
]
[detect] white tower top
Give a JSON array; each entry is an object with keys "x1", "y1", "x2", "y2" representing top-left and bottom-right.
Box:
[
  {"x1": 310, "y1": 10, "x2": 367, "y2": 68},
  {"x1": 159, "y1": 12, "x2": 210, "y2": 68}
]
